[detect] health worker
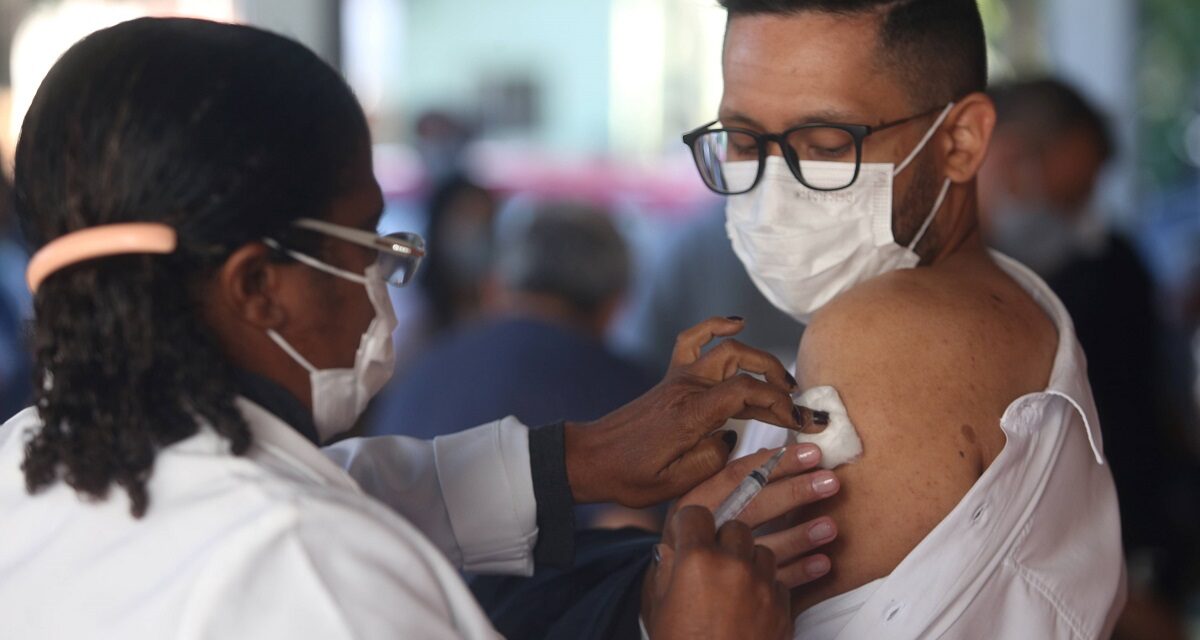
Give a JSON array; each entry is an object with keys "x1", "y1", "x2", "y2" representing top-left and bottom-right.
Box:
[{"x1": 0, "y1": 18, "x2": 838, "y2": 640}]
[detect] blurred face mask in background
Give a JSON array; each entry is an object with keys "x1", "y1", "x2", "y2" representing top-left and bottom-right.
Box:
[{"x1": 988, "y1": 195, "x2": 1106, "y2": 279}]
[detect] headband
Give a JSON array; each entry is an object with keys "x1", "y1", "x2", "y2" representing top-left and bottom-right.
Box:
[{"x1": 25, "y1": 223, "x2": 178, "y2": 293}]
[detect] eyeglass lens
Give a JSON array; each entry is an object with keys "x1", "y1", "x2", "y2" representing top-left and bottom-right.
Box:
[
  {"x1": 376, "y1": 232, "x2": 424, "y2": 287},
  {"x1": 690, "y1": 126, "x2": 860, "y2": 193}
]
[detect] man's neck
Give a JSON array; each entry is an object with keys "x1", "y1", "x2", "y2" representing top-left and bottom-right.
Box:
[{"x1": 925, "y1": 185, "x2": 991, "y2": 268}]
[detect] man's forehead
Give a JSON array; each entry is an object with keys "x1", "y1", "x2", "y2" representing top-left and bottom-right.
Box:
[{"x1": 720, "y1": 11, "x2": 909, "y2": 127}]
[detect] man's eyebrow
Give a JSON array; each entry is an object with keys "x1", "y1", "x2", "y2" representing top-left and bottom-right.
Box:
[
  {"x1": 719, "y1": 111, "x2": 767, "y2": 130},
  {"x1": 786, "y1": 110, "x2": 863, "y2": 127},
  {"x1": 718, "y1": 109, "x2": 867, "y2": 131}
]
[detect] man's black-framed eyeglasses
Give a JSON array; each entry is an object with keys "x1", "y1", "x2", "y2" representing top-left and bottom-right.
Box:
[{"x1": 681, "y1": 105, "x2": 946, "y2": 195}]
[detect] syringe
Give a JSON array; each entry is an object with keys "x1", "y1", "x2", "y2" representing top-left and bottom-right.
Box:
[{"x1": 712, "y1": 447, "x2": 788, "y2": 528}]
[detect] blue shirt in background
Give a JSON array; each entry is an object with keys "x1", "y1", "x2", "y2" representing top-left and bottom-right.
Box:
[
  {"x1": 0, "y1": 236, "x2": 32, "y2": 422},
  {"x1": 368, "y1": 317, "x2": 657, "y2": 439}
]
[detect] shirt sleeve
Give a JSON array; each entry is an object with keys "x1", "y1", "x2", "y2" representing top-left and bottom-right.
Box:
[{"x1": 321, "y1": 417, "x2": 539, "y2": 575}]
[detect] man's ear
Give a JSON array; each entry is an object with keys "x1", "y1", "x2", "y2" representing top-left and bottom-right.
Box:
[
  {"x1": 939, "y1": 92, "x2": 996, "y2": 185},
  {"x1": 216, "y1": 242, "x2": 289, "y2": 329}
]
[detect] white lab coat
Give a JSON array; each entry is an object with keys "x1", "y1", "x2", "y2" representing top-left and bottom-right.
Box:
[{"x1": 0, "y1": 397, "x2": 539, "y2": 638}]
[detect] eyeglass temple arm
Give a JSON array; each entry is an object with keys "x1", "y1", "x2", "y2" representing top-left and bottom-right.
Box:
[{"x1": 293, "y1": 217, "x2": 425, "y2": 257}]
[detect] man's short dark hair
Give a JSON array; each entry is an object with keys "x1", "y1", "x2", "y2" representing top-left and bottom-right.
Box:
[
  {"x1": 990, "y1": 78, "x2": 1115, "y2": 162},
  {"x1": 718, "y1": 0, "x2": 988, "y2": 109}
]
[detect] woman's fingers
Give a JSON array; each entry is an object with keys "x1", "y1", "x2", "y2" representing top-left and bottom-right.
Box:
[
  {"x1": 669, "y1": 317, "x2": 747, "y2": 368},
  {"x1": 716, "y1": 520, "x2": 756, "y2": 561},
  {"x1": 776, "y1": 554, "x2": 833, "y2": 589},
  {"x1": 650, "y1": 542, "x2": 675, "y2": 602},
  {"x1": 755, "y1": 516, "x2": 838, "y2": 565},
  {"x1": 691, "y1": 338, "x2": 796, "y2": 392},
  {"x1": 676, "y1": 445, "x2": 824, "y2": 513},
  {"x1": 667, "y1": 318, "x2": 796, "y2": 394},
  {"x1": 666, "y1": 504, "x2": 718, "y2": 552},
  {"x1": 752, "y1": 544, "x2": 777, "y2": 582},
  {"x1": 735, "y1": 469, "x2": 841, "y2": 527},
  {"x1": 696, "y1": 374, "x2": 800, "y2": 432},
  {"x1": 648, "y1": 504, "x2": 797, "y2": 640},
  {"x1": 658, "y1": 431, "x2": 740, "y2": 500}
]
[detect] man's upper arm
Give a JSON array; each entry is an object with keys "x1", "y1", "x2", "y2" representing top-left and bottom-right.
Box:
[{"x1": 793, "y1": 274, "x2": 1005, "y2": 602}]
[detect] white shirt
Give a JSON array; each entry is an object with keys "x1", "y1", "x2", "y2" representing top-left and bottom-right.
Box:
[
  {"x1": 736, "y1": 253, "x2": 1127, "y2": 639},
  {"x1": 0, "y1": 397, "x2": 539, "y2": 639}
]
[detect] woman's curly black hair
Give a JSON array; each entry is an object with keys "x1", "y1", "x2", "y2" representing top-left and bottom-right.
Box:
[{"x1": 13, "y1": 18, "x2": 369, "y2": 518}]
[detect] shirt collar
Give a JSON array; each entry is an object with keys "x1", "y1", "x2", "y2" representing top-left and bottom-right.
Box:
[{"x1": 991, "y1": 251, "x2": 1105, "y2": 464}]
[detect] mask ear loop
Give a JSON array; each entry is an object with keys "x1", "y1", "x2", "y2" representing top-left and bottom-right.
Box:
[
  {"x1": 894, "y1": 102, "x2": 957, "y2": 252},
  {"x1": 894, "y1": 102, "x2": 956, "y2": 176},
  {"x1": 267, "y1": 329, "x2": 319, "y2": 374},
  {"x1": 907, "y1": 178, "x2": 953, "y2": 251},
  {"x1": 263, "y1": 238, "x2": 370, "y2": 285}
]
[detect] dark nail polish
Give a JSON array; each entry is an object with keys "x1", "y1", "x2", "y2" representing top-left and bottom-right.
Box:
[
  {"x1": 726, "y1": 315, "x2": 744, "y2": 322},
  {"x1": 722, "y1": 430, "x2": 738, "y2": 448},
  {"x1": 814, "y1": 411, "x2": 831, "y2": 426},
  {"x1": 784, "y1": 372, "x2": 798, "y2": 388},
  {"x1": 793, "y1": 405, "x2": 805, "y2": 425}
]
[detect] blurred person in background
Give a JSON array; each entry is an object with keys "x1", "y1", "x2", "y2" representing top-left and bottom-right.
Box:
[
  {"x1": 980, "y1": 79, "x2": 1121, "y2": 277},
  {"x1": 370, "y1": 198, "x2": 659, "y2": 529},
  {"x1": 619, "y1": 200, "x2": 804, "y2": 377},
  {"x1": 382, "y1": 172, "x2": 498, "y2": 379},
  {"x1": 375, "y1": 113, "x2": 480, "y2": 375},
  {"x1": 1138, "y1": 78, "x2": 1200, "y2": 451},
  {"x1": 0, "y1": 160, "x2": 31, "y2": 421},
  {"x1": 978, "y1": 77, "x2": 1197, "y2": 640},
  {"x1": 416, "y1": 172, "x2": 499, "y2": 334},
  {"x1": 370, "y1": 198, "x2": 655, "y2": 443},
  {"x1": 414, "y1": 110, "x2": 476, "y2": 188}
]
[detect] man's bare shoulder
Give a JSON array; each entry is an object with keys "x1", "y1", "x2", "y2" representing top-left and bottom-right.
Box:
[
  {"x1": 803, "y1": 257, "x2": 1056, "y2": 399},
  {"x1": 790, "y1": 256, "x2": 1057, "y2": 611},
  {"x1": 809, "y1": 256, "x2": 1052, "y2": 352}
]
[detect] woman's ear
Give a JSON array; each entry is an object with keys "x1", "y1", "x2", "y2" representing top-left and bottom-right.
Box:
[
  {"x1": 939, "y1": 92, "x2": 997, "y2": 185},
  {"x1": 216, "y1": 242, "x2": 288, "y2": 329}
]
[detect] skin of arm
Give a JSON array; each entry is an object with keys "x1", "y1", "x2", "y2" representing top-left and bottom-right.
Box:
[{"x1": 787, "y1": 253, "x2": 1057, "y2": 613}]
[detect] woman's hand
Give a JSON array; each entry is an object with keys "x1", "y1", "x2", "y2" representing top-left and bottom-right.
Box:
[
  {"x1": 643, "y1": 505, "x2": 792, "y2": 640},
  {"x1": 564, "y1": 317, "x2": 813, "y2": 507},
  {"x1": 672, "y1": 444, "x2": 841, "y2": 588}
]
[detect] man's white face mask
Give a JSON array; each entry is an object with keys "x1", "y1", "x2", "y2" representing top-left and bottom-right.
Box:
[
  {"x1": 725, "y1": 103, "x2": 955, "y2": 324},
  {"x1": 266, "y1": 257, "x2": 399, "y2": 444}
]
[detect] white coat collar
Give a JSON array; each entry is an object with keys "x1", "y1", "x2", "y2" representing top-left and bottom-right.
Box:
[{"x1": 236, "y1": 397, "x2": 363, "y2": 493}]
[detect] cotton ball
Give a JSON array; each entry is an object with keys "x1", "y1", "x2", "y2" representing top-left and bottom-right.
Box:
[{"x1": 792, "y1": 386, "x2": 862, "y2": 469}]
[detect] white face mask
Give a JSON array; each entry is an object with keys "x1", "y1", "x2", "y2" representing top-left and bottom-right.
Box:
[
  {"x1": 725, "y1": 103, "x2": 955, "y2": 323},
  {"x1": 266, "y1": 258, "x2": 398, "y2": 443}
]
